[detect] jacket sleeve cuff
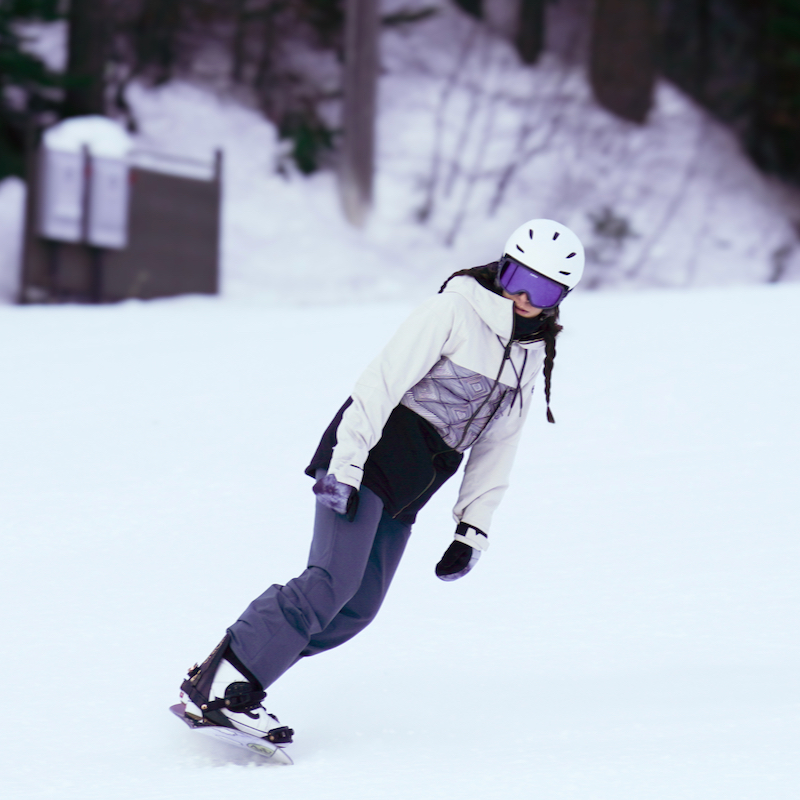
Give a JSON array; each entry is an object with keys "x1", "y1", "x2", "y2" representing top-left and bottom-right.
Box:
[
  {"x1": 454, "y1": 522, "x2": 490, "y2": 551},
  {"x1": 328, "y1": 459, "x2": 364, "y2": 490}
]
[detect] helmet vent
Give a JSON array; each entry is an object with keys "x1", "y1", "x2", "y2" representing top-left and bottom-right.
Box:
[
  {"x1": 559, "y1": 270, "x2": 571, "y2": 276},
  {"x1": 516, "y1": 244, "x2": 525, "y2": 253},
  {"x1": 552, "y1": 232, "x2": 560, "y2": 240},
  {"x1": 566, "y1": 252, "x2": 576, "y2": 258},
  {"x1": 528, "y1": 229, "x2": 534, "y2": 239}
]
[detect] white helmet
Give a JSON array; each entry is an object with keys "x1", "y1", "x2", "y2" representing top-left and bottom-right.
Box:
[{"x1": 502, "y1": 219, "x2": 585, "y2": 290}]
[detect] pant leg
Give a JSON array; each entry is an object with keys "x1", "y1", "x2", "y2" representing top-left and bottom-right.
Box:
[
  {"x1": 300, "y1": 510, "x2": 412, "y2": 657},
  {"x1": 227, "y1": 484, "x2": 384, "y2": 690}
]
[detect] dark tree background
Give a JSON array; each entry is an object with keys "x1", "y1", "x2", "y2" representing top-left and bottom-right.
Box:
[
  {"x1": 516, "y1": 0, "x2": 547, "y2": 64},
  {"x1": 452, "y1": 0, "x2": 484, "y2": 18},
  {"x1": 0, "y1": 0, "x2": 61, "y2": 178},
  {"x1": 590, "y1": 0, "x2": 658, "y2": 123},
  {"x1": 3, "y1": 0, "x2": 800, "y2": 186},
  {"x1": 655, "y1": 0, "x2": 800, "y2": 182},
  {"x1": 63, "y1": 0, "x2": 109, "y2": 117}
]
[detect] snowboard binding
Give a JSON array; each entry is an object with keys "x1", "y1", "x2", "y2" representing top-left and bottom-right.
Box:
[{"x1": 180, "y1": 634, "x2": 294, "y2": 745}]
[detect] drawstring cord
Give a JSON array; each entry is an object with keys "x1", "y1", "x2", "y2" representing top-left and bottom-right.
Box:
[
  {"x1": 507, "y1": 348, "x2": 528, "y2": 415},
  {"x1": 500, "y1": 306, "x2": 530, "y2": 416},
  {"x1": 452, "y1": 338, "x2": 512, "y2": 452}
]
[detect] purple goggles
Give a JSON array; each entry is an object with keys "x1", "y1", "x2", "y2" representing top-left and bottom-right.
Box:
[{"x1": 498, "y1": 256, "x2": 569, "y2": 310}]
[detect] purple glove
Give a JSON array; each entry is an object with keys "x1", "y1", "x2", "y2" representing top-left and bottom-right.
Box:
[{"x1": 313, "y1": 473, "x2": 359, "y2": 520}]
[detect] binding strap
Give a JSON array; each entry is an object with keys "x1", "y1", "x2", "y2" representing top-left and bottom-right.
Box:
[
  {"x1": 202, "y1": 682, "x2": 266, "y2": 713},
  {"x1": 180, "y1": 634, "x2": 265, "y2": 714}
]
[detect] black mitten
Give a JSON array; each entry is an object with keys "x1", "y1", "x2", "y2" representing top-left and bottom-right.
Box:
[{"x1": 435, "y1": 522, "x2": 488, "y2": 581}]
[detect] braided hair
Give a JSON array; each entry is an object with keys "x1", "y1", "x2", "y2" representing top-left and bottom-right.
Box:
[{"x1": 439, "y1": 262, "x2": 563, "y2": 423}]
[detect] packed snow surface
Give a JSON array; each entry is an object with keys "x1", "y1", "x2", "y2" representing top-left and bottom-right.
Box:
[
  {"x1": 2, "y1": 5, "x2": 799, "y2": 795},
  {"x1": 1, "y1": 282, "x2": 798, "y2": 799}
]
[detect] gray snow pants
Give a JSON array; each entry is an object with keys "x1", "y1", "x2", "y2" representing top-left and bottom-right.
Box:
[{"x1": 227, "y1": 478, "x2": 412, "y2": 691}]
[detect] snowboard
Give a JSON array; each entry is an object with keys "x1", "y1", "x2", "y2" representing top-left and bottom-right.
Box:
[{"x1": 170, "y1": 703, "x2": 294, "y2": 765}]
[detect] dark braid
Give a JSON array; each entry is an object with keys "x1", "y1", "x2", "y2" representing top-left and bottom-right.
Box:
[
  {"x1": 541, "y1": 309, "x2": 562, "y2": 423},
  {"x1": 439, "y1": 262, "x2": 563, "y2": 423}
]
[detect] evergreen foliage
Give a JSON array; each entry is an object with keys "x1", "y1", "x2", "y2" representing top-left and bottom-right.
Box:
[
  {"x1": 277, "y1": 108, "x2": 334, "y2": 175},
  {"x1": 750, "y1": 0, "x2": 800, "y2": 180},
  {"x1": 0, "y1": 0, "x2": 61, "y2": 178}
]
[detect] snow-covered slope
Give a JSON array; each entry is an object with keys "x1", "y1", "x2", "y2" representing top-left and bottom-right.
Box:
[
  {"x1": 1, "y1": 283, "x2": 798, "y2": 799},
  {"x1": 378, "y1": 4, "x2": 800, "y2": 289}
]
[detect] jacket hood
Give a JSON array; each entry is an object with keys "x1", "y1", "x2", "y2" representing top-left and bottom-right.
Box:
[
  {"x1": 441, "y1": 275, "x2": 514, "y2": 340},
  {"x1": 442, "y1": 275, "x2": 543, "y2": 348}
]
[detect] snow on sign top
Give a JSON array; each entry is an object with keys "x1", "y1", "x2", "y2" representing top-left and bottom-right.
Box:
[{"x1": 43, "y1": 116, "x2": 133, "y2": 158}]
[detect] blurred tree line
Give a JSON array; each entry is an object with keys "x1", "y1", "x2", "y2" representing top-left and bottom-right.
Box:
[
  {"x1": 2, "y1": 0, "x2": 800, "y2": 186},
  {"x1": 459, "y1": 0, "x2": 800, "y2": 183}
]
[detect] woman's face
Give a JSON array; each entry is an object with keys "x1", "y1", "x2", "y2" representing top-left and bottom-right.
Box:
[{"x1": 502, "y1": 290, "x2": 544, "y2": 318}]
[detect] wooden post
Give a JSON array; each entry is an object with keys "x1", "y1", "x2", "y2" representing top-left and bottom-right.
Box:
[
  {"x1": 18, "y1": 123, "x2": 39, "y2": 304},
  {"x1": 516, "y1": 0, "x2": 546, "y2": 65},
  {"x1": 339, "y1": 0, "x2": 379, "y2": 227},
  {"x1": 212, "y1": 148, "x2": 223, "y2": 295}
]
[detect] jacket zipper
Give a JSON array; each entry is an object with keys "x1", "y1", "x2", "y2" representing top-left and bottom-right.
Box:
[
  {"x1": 392, "y1": 313, "x2": 519, "y2": 520},
  {"x1": 392, "y1": 454, "x2": 445, "y2": 520}
]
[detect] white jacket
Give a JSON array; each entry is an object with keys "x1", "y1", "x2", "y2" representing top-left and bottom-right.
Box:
[{"x1": 328, "y1": 276, "x2": 545, "y2": 532}]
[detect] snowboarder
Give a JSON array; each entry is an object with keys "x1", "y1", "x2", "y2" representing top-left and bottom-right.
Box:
[{"x1": 177, "y1": 219, "x2": 585, "y2": 747}]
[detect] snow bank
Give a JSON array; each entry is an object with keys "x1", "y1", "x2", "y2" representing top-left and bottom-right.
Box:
[{"x1": 43, "y1": 115, "x2": 133, "y2": 158}]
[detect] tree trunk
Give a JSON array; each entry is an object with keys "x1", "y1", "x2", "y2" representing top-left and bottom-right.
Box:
[
  {"x1": 339, "y1": 0, "x2": 378, "y2": 226},
  {"x1": 64, "y1": 0, "x2": 109, "y2": 118},
  {"x1": 658, "y1": 0, "x2": 713, "y2": 105},
  {"x1": 231, "y1": 0, "x2": 248, "y2": 84},
  {"x1": 133, "y1": 0, "x2": 184, "y2": 86},
  {"x1": 516, "y1": 0, "x2": 546, "y2": 64},
  {"x1": 590, "y1": 0, "x2": 657, "y2": 123}
]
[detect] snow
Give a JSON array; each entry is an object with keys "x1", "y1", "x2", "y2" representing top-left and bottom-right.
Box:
[
  {"x1": 13, "y1": 19, "x2": 67, "y2": 73},
  {"x1": 1, "y1": 283, "x2": 799, "y2": 798},
  {"x1": 1, "y1": 5, "x2": 799, "y2": 796},
  {"x1": 42, "y1": 116, "x2": 134, "y2": 158}
]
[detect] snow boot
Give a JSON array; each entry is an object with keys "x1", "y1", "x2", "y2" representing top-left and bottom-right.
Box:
[{"x1": 179, "y1": 635, "x2": 294, "y2": 745}]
